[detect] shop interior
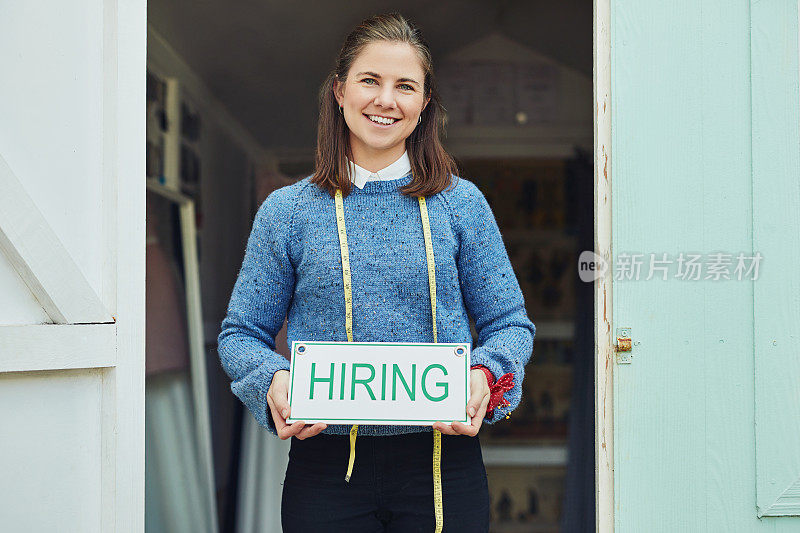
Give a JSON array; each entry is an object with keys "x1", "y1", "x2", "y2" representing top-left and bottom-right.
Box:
[{"x1": 144, "y1": 2, "x2": 595, "y2": 532}]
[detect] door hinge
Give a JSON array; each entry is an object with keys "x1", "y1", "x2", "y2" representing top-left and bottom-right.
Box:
[{"x1": 615, "y1": 327, "x2": 632, "y2": 364}]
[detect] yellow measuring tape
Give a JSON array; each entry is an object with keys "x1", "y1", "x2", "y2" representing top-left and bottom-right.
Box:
[{"x1": 334, "y1": 188, "x2": 444, "y2": 533}]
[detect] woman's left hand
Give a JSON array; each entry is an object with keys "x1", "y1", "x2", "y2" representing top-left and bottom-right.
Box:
[{"x1": 433, "y1": 368, "x2": 490, "y2": 437}]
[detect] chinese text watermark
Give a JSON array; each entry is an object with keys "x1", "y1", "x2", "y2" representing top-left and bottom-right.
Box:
[{"x1": 578, "y1": 251, "x2": 762, "y2": 282}]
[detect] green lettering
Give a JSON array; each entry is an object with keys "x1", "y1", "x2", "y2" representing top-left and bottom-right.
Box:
[
  {"x1": 339, "y1": 362, "x2": 346, "y2": 400},
  {"x1": 421, "y1": 364, "x2": 448, "y2": 402},
  {"x1": 392, "y1": 364, "x2": 416, "y2": 401},
  {"x1": 350, "y1": 363, "x2": 376, "y2": 400},
  {"x1": 381, "y1": 363, "x2": 387, "y2": 400},
  {"x1": 310, "y1": 362, "x2": 335, "y2": 400}
]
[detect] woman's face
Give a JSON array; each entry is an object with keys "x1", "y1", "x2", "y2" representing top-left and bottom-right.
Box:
[{"x1": 334, "y1": 41, "x2": 430, "y2": 159}]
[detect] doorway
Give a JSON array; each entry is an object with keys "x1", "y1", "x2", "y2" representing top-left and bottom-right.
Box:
[{"x1": 145, "y1": 2, "x2": 598, "y2": 531}]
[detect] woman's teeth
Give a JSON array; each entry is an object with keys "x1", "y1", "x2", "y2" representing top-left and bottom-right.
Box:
[{"x1": 366, "y1": 114, "x2": 398, "y2": 125}]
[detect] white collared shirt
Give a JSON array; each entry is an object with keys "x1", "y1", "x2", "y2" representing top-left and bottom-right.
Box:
[{"x1": 347, "y1": 150, "x2": 411, "y2": 189}]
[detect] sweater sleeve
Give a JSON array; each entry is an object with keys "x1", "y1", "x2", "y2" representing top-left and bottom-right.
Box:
[
  {"x1": 217, "y1": 186, "x2": 297, "y2": 436},
  {"x1": 447, "y1": 177, "x2": 536, "y2": 424}
]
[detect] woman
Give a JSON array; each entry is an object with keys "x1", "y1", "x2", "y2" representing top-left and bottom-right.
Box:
[{"x1": 218, "y1": 12, "x2": 535, "y2": 532}]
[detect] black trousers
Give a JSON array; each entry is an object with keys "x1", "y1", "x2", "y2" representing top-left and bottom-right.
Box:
[{"x1": 281, "y1": 431, "x2": 490, "y2": 532}]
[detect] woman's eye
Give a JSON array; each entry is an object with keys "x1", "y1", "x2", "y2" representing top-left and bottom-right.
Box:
[
  {"x1": 361, "y1": 78, "x2": 377, "y2": 84},
  {"x1": 399, "y1": 84, "x2": 414, "y2": 91}
]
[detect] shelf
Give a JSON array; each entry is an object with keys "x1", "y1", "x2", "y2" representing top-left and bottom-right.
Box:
[
  {"x1": 530, "y1": 363, "x2": 573, "y2": 372},
  {"x1": 481, "y1": 444, "x2": 568, "y2": 466},
  {"x1": 146, "y1": 178, "x2": 192, "y2": 204},
  {"x1": 489, "y1": 523, "x2": 560, "y2": 533},
  {"x1": 503, "y1": 229, "x2": 579, "y2": 244},
  {"x1": 531, "y1": 320, "x2": 574, "y2": 340}
]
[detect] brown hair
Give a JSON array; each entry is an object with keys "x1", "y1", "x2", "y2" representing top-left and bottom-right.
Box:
[{"x1": 310, "y1": 12, "x2": 459, "y2": 198}]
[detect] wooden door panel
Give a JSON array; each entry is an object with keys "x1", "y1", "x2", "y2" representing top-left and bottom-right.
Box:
[
  {"x1": 0, "y1": 1, "x2": 146, "y2": 531},
  {"x1": 0, "y1": 253, "x2": 51, "y2": 325},
  {"x1": 0, "y1": 369, "x2": 105, "y2": 531},
  {"x1": 751, "y1": 0, "x2": 800, "y2": 517}
]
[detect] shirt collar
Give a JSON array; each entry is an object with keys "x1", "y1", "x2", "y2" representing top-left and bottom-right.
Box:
[{"x1": 347, "y1": 151, "x2": 411, "y2": 189}]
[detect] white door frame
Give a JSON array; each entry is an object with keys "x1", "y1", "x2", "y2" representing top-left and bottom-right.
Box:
[{"x1": 593, "y1": 0, "x2": 614, "y2": 531}]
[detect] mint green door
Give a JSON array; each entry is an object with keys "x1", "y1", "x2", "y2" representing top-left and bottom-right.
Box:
[{"x1": 611, "y1": 0, "x2": 800, "y2": 530}]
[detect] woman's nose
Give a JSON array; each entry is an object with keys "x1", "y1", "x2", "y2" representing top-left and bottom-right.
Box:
[{"x1": 373, "y1": 86, "x2": 397, "y2": 109}]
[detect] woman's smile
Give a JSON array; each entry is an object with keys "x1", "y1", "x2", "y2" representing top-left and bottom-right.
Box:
[{"x1": 363, "y1": 113, "x2": 402, "y2": 128}]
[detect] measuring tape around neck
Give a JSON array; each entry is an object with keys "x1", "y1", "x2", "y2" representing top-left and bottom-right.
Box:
[{"x1": 334, "y1": 188, "x2": 444, "y2": 533}]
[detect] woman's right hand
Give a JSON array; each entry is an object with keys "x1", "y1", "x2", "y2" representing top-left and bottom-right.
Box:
[{"x1": 267, "y1": 369, "x2": 327, "y2": 440}]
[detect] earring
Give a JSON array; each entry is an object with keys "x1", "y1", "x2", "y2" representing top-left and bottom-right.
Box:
[
  {"x1": 418, "y1": 115, "x2": 422, "y2": 124},
  {"x1": 339, "y1": 106, "x2": 343, "y2": 115}
]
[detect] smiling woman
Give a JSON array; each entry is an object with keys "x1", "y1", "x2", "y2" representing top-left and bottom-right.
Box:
[
  {"x1": 335, "y1": 47, "x2": 427, "y2": 152},
  {"x1": 217, "y1": 10, "x2": 536, "y2": 533},
  {"x1": 310, "y1": 13, "x2": 459, "y2": 198}
]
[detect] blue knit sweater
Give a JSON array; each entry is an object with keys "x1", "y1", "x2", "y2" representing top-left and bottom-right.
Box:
[{"x1": 217, "y1": 172, "x2": 536, "y2": 436}]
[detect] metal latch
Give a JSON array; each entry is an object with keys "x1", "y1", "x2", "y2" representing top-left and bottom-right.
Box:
[{"x1": 616, "y1": 327, "x2": 632, "y2": 364}]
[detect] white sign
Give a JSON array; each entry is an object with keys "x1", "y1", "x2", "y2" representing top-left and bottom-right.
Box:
[{"x1": 286, "y1": 341, "x2": 471, "y2": 426}]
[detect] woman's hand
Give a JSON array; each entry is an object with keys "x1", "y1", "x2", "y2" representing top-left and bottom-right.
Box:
[
  {"x1": 267, "y1": 369, "x2": 327, "y2": 440},
  {"x1": 432, "y1": 368, "x2": 490, "y2": 437}
]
